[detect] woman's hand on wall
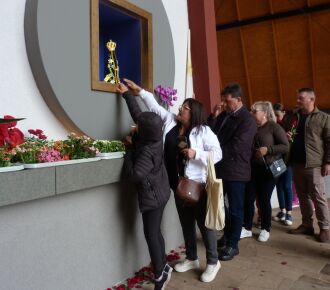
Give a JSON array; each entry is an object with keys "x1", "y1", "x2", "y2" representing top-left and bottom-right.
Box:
[
  {"x1": 123, "y1": 79, "x2": 142, "y2": 95},
  {"x1": 116, "y1": 83, "x2": 129, "y2": 94}
]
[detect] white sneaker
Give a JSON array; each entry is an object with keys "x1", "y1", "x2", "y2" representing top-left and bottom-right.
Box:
[
  {"x1": 240, "y1": 227, "x2": 252, "y2": 239},
  {"x1": 258, "y1": 229, "x2": 270, "y2": 242},
  {"x1": 200, "y1": 260, "x2": 221, "y2": 282},
  {"x1": 174, "y1": 259, "x2": 200, "y2": 273}
]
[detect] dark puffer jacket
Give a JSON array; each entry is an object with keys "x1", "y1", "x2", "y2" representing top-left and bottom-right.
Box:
[{"x1": 124, "y1": 110, "x2": 171, "y2": 213}]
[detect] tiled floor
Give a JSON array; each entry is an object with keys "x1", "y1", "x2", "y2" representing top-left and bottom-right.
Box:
[{"x1": 161, "y1": 201, "x2": 330, "y2": 290}]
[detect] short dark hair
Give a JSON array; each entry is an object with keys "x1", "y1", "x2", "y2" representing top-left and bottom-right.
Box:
[
  {"x1": 273, "y1": 103, "x2": 284, "y2": 111},
  {"x1": 182, "y1": 98, "x2": 206, "y2": 132},
  {"x1": 298, "y1": 87, "x2": 315, "y2": 94},
  {"x1": 221, "y1": 83, "x2": 244, "y2": 102}
]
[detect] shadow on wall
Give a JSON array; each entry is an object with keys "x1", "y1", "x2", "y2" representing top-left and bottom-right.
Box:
[{"x1": 116, "y1": 180, "x2": 141, "y2": 263}]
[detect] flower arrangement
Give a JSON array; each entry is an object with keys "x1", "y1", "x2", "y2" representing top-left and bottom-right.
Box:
[
  {"x1": 28, "y1": 128, "x2": 47, "y2": 140},
  {"x1": 0, "y1": 115, "x2": 24, "y2": 148},
  {"x1": 93, "y1": 140, "x2": 125, "y2": 153},
  {"x1": 61, "y1": 133, "x2": 97, "y2": 160},
  {"x1": 154, "y1": 85, "x2": 177, "y2": 110},
  {"x1": 0, "y1": 148, "x2": 14, "y2": 167},
  {"x1": 13, "y1": 128, "x2": 49, "y2": 164},
  {"x1": 0, "y1": 119, "x2": 126, "y2": 167},
  {"x1": 14, "y1": 139, "x2": 47, "y2": 164}
]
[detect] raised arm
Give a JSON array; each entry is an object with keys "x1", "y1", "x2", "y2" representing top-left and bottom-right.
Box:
[
  {"x1": 117, "y1": 83, "x2": 142, "y2": 123},
  {"x1": 123, "y1": 78, "x2": 176, "y2": 131}
]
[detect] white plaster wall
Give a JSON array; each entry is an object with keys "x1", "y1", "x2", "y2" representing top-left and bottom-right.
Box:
[
  {"x1": 0, "y1": 1, "x2": 67, "y2": 140},
  {"x1": 0, "y1": 0, "x2": 188, "y2": 139},
  {"x1": 162, "y1": 0, "x2": 189, "y2": 113}
]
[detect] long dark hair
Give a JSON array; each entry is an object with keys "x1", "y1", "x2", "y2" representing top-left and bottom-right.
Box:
[{"x1": 182, "y1": 98, "x2": 207, "y2": 132}]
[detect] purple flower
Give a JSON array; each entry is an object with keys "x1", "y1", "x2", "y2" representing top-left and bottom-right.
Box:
[{"x1": 154, "y1": 84, "x2": 178, "y2": 109}]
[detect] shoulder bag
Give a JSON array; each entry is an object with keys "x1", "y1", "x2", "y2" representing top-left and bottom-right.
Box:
[
  {"x1": 205, "y1": 152, "x2": 225, "y2": 230},
  {"x1": 176, "y1": 177, "x2": 205, "y2": 204}
]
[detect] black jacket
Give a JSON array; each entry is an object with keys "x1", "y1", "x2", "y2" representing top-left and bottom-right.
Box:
[
  {"x1": 207, "y1": 106, "x2": 257, "y2": 181},
  {"x1": 123, "y1": 92, "x2": 170, "y2": 212}
]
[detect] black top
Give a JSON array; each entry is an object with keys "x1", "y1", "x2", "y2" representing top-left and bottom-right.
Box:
[{"x1": 290, "y1": 113, "x2": 308, "y2": 164}]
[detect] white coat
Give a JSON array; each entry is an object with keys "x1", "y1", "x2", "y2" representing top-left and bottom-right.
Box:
[{"x1": 139, "y1": 89, "x2": 222, "y2": 183}]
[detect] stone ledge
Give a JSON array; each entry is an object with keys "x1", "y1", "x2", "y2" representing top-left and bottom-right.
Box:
[
  {"x1": 56, "y1": 158, "x2": 123, "y2": 194},
  {"x1": 0, "y1": 167, "x2": 56, "y2": 207},
  {"x1": 0, "y1": 159, "x2": 124, "y2": 207}
]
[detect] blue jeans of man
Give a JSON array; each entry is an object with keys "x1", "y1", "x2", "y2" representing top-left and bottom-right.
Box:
[
  {"x1": 223, "y1": 180, "x2": 247, "y2": 249},
  {"x1": 276, "y1": 166, "x2": 293, "y2": 211}
]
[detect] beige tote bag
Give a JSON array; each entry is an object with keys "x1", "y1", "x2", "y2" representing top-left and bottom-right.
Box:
[{"x1": 205, "y1": 152, "x2": 225, "y2": 230}]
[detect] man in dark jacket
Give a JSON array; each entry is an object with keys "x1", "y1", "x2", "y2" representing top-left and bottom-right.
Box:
[
  {"x1": 287, "y1": 88, "x2": 330, "y2": 243},
  {"x1": 208, "y1": 83, "x2": 257, "y2": 261}
]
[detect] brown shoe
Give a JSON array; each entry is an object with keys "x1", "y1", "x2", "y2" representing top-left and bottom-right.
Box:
[
  {"x1": 288, "y1": 224, "x2": 314, "y2": 236},
  {"x1": 316, "y1": 229, "x2": 330, "y2": 243}
]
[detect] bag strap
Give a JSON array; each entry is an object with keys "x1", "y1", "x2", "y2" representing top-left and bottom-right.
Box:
[
  {"x1": 207, "y1": 151, "x2": 217, "y2": 181},
  {"x1": 256, "y1": 140, "x2": 269, "y2": 169}
]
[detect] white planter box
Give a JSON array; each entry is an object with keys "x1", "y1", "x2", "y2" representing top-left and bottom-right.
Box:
[
  {"x1": 24, "y1": 157, "x2": 101, "y2": 169},
  {"x1": 96, "y1": 152, "x2": 125, "y2": 159},
  {"x1": 0, "y1": 164, "x2": 24, "y2": 173}
]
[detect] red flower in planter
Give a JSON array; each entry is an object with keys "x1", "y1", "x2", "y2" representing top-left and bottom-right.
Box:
[{"x1": 0, "y1": 115, "x2": 24, "y2": 148}]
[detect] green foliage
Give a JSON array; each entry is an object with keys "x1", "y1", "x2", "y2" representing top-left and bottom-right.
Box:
[{"x1": 93, "y1": 140, "x2": 125, "y2": 153}]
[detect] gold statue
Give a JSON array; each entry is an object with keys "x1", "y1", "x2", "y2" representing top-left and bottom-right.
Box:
[{"x1": 104, "y1": 40, "x2": 120, "y2": 84}]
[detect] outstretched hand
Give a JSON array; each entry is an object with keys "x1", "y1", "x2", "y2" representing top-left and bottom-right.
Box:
[
  {"x1": 116, "y1": 83, "x2": 129, "y2": 94},
  {"x1": 123, "y1": 78, "x2": 142, "y2": 95}
]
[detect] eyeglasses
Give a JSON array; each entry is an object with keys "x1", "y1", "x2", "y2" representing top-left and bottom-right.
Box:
[
  {"x1": 179, "y1": 105, "x2": 191, "y2": 111},
  {"x1": 251, "y1": 109, "x2": 262, "y2": 114}
]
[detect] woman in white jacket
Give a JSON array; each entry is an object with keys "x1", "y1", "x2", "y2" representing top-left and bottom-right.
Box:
[{"x1": 121, "y1": 79, "x2": 222, "y2": 283}]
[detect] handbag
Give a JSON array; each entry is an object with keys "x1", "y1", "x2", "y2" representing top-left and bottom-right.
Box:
[
  {"x1": 205, "y1": 152, "x2": 225, "y2": 231},
  {"x1": 256, "y1": 140, "x2": 287, "y2": 179},
  {"x1": 176, "y1": 177, "x2": 205, "y2": 204},
  {"x1": 267, "y1": 158, "x2": 287, "y2": 178}
]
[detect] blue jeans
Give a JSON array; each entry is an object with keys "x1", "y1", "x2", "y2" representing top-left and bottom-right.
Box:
[
  {"x1": 276, "y1": 166, "x2": 293, "y2": 211},
  {"x1": 223, "y1": 180, "x2": 247, "y2": 249}
]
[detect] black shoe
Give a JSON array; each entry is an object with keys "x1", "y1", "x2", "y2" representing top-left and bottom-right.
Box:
[
  {"x1": 154, "y1": 264, "x2": 173, "y2": 290},
  {"x1": 217, "y1": 235, "x2": 226, "y2": 249},
  {"x1": 218, "y1": 246, "x2": 239, "y2": 261}
]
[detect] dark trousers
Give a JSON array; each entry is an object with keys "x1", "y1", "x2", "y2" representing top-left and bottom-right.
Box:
[
  {"x1": 175, "y1": 193, "x2": 218, "y2": 265},
  {"x1": 142, "y1": 205, "x2": 166, "y2": 278},
  {"x1": 276, "y1": 166, "x2": 293, "y2": 211},
  {"x1": 223, "y1": 180, "x2": 247, "y2": 249},
  {"x1": 244, "y1": 166, "x2": 277, "y2": 232}
]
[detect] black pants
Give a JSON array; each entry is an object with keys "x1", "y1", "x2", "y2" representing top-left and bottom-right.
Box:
[
  {"x1": 142, "y1": 205, "x2": 166, "y2": 278},
  {"x1": 175, "y1": 193, "x2": 218, "y2": 265},
  {"x1": 244, "y1": 166, "x2": 277, "y2": 232}
]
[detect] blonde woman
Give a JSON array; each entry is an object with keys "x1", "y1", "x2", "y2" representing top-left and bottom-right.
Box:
[{"x1": 241, "y1": 102, "x2": 289, "y2": 242}]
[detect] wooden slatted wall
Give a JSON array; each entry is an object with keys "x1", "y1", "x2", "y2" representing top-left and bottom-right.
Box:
[{"x1": 216, "y1": 0, "x2": 330, "y2": 109}]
